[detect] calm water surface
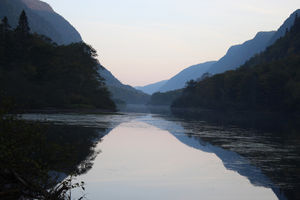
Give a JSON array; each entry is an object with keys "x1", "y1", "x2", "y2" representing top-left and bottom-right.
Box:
[{"x1": 21, "y1": 113, "x2": 299, "y2": 200}]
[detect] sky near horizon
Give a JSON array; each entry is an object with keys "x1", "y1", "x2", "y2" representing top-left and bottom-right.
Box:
[{"x1": 44, "y1": 0, "x2": 300, "y2": 86}]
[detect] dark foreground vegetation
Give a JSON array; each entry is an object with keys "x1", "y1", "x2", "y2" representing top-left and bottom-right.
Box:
[
  {"x1": 0, "y1": 11, "x2": 115, "y2": 111},
  {"x1": 171, "y1": 15, "x2": 300, "y2": 114},
  {"x1": 0, "y1": 97, "x2": 104, "y2": 199}
]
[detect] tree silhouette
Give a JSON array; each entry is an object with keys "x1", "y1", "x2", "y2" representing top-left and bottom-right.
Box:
[
  {"x1": 16, "y1": 10, "x2": 30, "y2": 35},
  {"x1": 1, "y1": 17, "x2": 10, "y2": 32},
  {"x1": 185, "y1": 80, "x2": 197, "y2": 90}
]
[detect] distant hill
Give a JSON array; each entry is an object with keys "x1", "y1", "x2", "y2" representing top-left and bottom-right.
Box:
[
  {"x1": 0, "y1": 0, "x2": 82, "y2": 44},
  {"x1": 158, "y1": 61, "x2": 217, "y2": 92},
  {"x1": 98, "y1": 67, "x2": 150, "y2": 104},
  {"x1": 135, "y1": 80, "x2": 168, "y2": 95}
]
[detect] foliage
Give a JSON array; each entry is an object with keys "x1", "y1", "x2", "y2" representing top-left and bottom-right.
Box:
[
  {"x1": 172, "y1": 15, "x2": 300, "y2": 113},
  {"x1": 0, "y1": 12, "x2": 115, "y2": 110}
]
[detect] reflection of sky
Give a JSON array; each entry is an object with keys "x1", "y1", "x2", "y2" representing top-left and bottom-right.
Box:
[
  {"x1": 43, "y1": 0, "x2": 300, "y2": 85},
  {"x1": 74, "y1": 120, "x2": 278, "y2": 200}
]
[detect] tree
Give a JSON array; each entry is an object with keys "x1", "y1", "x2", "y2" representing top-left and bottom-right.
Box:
[
  {"x1": 185, "y1": 80, "x2": 197, "y2": 90},
  {"x1": 1, "y1": 17, "x2": 10, "y2": 31},
  {"x1": 16, "y1": 10, "x2": 30, "y2": 36}
]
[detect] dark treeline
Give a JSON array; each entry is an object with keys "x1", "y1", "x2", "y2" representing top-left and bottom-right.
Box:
[
  {"x1": 172, "y1": 15, "x2": 300, "y2": 114},
  {"x1": 0, "y1": 11, "x2": 115, "y2": 111}
]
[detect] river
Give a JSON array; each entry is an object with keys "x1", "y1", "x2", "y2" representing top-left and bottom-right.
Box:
[{"x1": 21, "y1": 111, "x2": 300, "y2": 200}]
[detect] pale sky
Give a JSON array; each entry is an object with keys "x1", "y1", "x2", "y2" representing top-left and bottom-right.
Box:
[{"x1": 44, "y1": 0, "x2": 300, "y2": 86}]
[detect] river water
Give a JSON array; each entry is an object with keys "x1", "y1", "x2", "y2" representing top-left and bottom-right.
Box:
[{"x1": 21, "y1": 112, "x2": 300, "y2": 200}]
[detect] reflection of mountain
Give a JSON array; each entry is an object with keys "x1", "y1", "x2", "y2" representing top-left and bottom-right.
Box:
[{"x1": 138, "y1": 115, "x2": 286, "y2": 200}]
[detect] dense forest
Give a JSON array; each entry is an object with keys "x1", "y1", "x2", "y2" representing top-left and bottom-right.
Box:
[
  {"x1": 172, "y1": 15, "x2": 300, "y2": 114},
  {"x1": 0, "y1": 11, "x2": 115, "y2": 111}
]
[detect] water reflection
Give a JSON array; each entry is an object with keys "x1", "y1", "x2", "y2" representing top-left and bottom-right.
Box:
[
  {"x1": 72, "y1": 115, "x2": 279, "y2": 200},
  {"x1": 138, "y1": 115, "x2": 287, "y2": 200}
]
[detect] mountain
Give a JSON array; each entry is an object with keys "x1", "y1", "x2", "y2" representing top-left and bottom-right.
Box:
[
  {"x1": 98, "y1": 67, "x2": 150, "y2": 104},
  {"x1": 0, "y1": 0, "x2": 82, "y2": 44},
  {"x1": 144, "y1": 31, "x2": 274, "y2": 95},
  {"x1": 153, "y1": 10, "x2": 300, "y2": 94},
  {"x1": 158, "y1": 61, "x2": 217, "y2": 92},
  {"x1": 135, "y1": 80, "x2": 168, "y2": 95},
  {"x1": 172, "y1": 12, "x2": 300, "y2": 113},
  {"x1": 207, "y1": 31, "x2": 275, "y2": 75}
]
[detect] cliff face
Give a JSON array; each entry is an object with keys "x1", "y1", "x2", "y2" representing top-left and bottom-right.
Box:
[{"x1": 0, "y1": 0, "x2": 82, "y2": 44}]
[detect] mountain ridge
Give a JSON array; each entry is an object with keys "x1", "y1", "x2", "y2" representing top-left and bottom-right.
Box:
[{"x1": 0, "y1": 0, "x2": 82, "y2": 45}]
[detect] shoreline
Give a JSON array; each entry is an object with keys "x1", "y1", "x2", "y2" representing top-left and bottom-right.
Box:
[{"x1": 12, "y1": 108, "x2": 120, "y2": 115}]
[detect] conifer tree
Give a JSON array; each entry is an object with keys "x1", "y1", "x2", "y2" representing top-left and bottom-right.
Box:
[
  {"x1": 0, "y1": 17, "x2": 10, "y2": 42},
  {"x1": 16, "y1": 10, "x2": 30, "y2": 35},
  {"x1": 1, "y1": 17, "x2": 10, "y2": 32}
]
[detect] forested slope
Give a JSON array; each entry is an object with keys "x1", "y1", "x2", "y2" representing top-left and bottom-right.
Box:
[{"x1": 0, "y1": 12, "x2": 115, "y2": 110}]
